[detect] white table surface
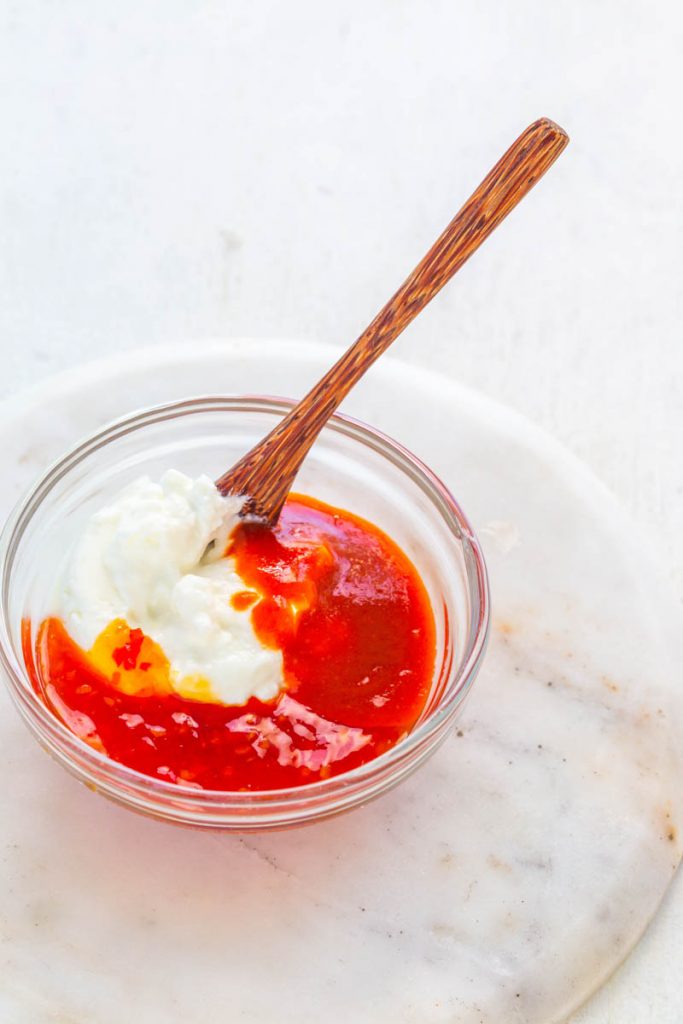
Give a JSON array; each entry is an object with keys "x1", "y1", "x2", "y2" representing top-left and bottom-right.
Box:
[{"x1": 0, "y1": 2, "x2": 681, "y2": 1021}]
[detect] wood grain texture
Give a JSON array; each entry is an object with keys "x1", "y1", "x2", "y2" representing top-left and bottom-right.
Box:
[{"x1": 216, "y1": 117, "x2": 569, "y2": 521}]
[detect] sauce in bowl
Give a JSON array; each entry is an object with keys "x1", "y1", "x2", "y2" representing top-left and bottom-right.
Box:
[{"x1": 28, "y1": 494, "x2": 435, "y2": 791}]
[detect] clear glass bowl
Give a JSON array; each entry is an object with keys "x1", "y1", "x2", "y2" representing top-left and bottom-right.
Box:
[{"x1": 0, "y1": 397, "x2": 489, "y2": 831}]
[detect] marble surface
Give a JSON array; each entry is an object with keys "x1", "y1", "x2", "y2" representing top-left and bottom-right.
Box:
[{"x1": 0, "y1": 342, "x2": 681, "y2": 1024}]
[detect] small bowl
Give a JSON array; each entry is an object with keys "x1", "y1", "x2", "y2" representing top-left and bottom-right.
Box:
[{"x1": 0, "y1": 397, "x2": 489, "y2": 831}]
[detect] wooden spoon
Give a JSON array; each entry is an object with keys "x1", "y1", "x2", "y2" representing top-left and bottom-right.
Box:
[{"x1": 216, "y1": 117, "x2": 569, "y2": 523}]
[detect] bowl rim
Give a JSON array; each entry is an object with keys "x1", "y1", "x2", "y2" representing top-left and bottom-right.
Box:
[{"x1": 0, "y1": 394, "x2": 490, "y2": 810}]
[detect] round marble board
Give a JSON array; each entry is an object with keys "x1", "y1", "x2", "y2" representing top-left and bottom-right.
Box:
[{"x1": 0, "y1": 340, "x2": 680, "y2": 1024}]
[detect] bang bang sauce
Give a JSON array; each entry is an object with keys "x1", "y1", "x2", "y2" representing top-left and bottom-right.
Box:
[{"x1": 28, "y1": 495, "x2": 436, "y2": 791}]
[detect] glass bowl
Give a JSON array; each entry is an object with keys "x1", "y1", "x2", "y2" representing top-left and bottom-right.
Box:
[{"x1": 0, "y1": 396, "x2": 489, "y2": 831}]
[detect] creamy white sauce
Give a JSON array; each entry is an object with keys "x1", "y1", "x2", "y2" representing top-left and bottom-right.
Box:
[{"x1": 57, "y1": 469, "x2": 283, "y2": 706}]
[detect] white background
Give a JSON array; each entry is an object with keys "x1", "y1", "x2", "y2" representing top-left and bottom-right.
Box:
[{"x1": 0, "y1": 2, "x2": 681, "y2": 1020}]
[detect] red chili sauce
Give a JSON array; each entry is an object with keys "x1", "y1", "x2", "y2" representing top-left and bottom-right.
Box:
[{"x1": 28, "y1": 495, "x2": 435, "y2": 791}]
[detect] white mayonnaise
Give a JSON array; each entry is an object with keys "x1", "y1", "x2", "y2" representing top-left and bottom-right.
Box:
[{"x1": 57, "y1": 469, "x2": 283, "y2": 705}]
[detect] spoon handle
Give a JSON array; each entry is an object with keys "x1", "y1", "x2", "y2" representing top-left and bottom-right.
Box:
[{"x1": 217, "y1": 117, "x2": 569, "y2": 521}]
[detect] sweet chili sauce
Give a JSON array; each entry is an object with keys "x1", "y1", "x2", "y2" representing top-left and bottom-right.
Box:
[{"x1": 29, "y1": 495, "x2": 436, "y2": 791}]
